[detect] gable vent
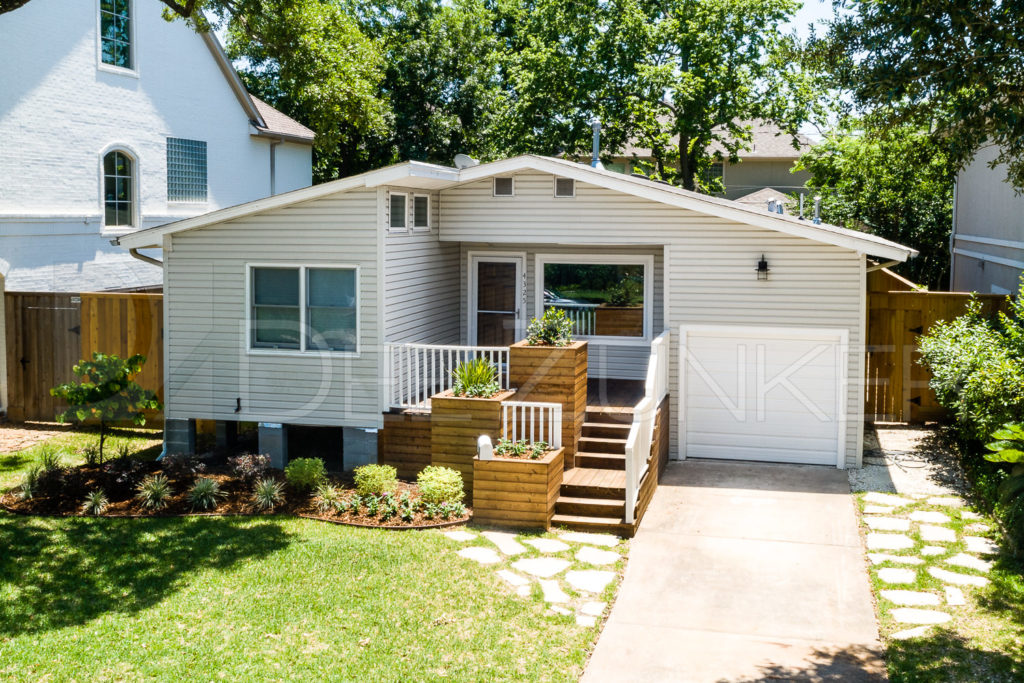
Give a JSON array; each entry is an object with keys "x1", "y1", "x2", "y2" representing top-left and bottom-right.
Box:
[
  {"x1": 493, "y1": 177, "x2": 514, "y2": 197},
  {"x1": 554, "y1": 177, "x2": 575, "y2": 198}
]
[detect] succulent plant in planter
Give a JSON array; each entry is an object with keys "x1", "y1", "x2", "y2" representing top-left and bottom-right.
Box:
[
  {"x1": 526, "y1": 308, "x2": 575, "y2": 346},
  {"x1": 451, "y1": 358, "x2": 501, "y2": 397}
]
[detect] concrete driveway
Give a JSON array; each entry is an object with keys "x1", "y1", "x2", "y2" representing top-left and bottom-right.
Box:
[{"x1": 584, "y1": 460, "x2": 884, "y2": 683}]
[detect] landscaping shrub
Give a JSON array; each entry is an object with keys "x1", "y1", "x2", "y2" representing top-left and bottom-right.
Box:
[
  {"x1": 313, "y1": 483, "x2": 343, "y2": 513},
  {"x1": 103, "y1": 456, "x2": 146, "y2": 498},
  {"x1": 188, "y1": 477, "x2": 225, "y2": 511},
  {"x1": 416, "y1": 466, "x2": 464, "y2": 504},
  {"x1": 526, "y1": 307, "x2": 574, "y2": 346},
  {"x1": 80, "y1": 489, "x2": 109, "y2": 516},
  {"x1": 451, "y1": 358, "x2": 501, "y2": 397},
  {"x1": 135, "y1": 474, "x2": 173, "y2": 510},
  {"x1": 35, "y1": 443, "x2": 65, "y2": 472},
  {"x1": 284, "y1": 458, "x2": 326, "y2": 491},
  {"x1": 228, "y1": 453, "x2": 271, "y2": 483},
  {"x1": 985, "y1": 423, "x2": 1024, "y2": 555},
  {"x1": 18, "y1": 466, "x2": 41, "y2": 501},
  {"x1": 252, "y1": 478, "x2": 284, "y2": 511},
  {"x1": 495, "y1": 438, "x2": 549, "y2": 460},
  {"x1": 353, "y1": 464, "x2": 398, "y2": 496},
  {"x1": 161, "y1": 453, "x2": 206, "y2": 479}
]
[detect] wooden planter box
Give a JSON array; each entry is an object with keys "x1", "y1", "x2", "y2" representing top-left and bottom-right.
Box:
[
  {"x1": 595, "y1": 306, "x2": 644, "y2": 337},
  {"x1": 508, "y1": 340, "x2": 587, "y2": 467},
  {"x1": 473, "y1": 447, "x2": 564, "y2": 529},
  {"x1": 430, "y1": 389, "x2": 516, "y2": 495}
]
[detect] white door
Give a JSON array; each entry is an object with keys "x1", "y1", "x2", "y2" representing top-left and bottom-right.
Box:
[
  {"x1": 680, "y1": 325, "x2": 848, "y2": 467},
  {"x1": 468, "y1": 253, "x2": 525, "y2": 345}
]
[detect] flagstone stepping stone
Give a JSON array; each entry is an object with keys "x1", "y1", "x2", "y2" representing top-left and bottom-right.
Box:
[
  {"x1": 865, "y1": 517, "x2": 911, "y2": 532},
  {"x1": 921, "y1": 546, "x2": 946, "y2": 556},
  {"x1": 444, "y1": 530, "x2": 476, "y2": 542},
  {"x1": 865, "y1": 505, "x2": 896, "y2": 514},
  {"x1": 928, "y1": 567, "x2": 990, "y2": 587},
  {"x1": 524, "y1": 538, "x2": 570, "y2": 553},
  {"x1": 945, "y1": 586, "x2": 966, "y2": 606},
  {"x1": 880, "y1": 590, "x2": 941, "y2": 607},
  {"x1": 868, "y1": 553, "x2": 924, "y2": 566},
  {"x1": 497, "y1": 570, "x2": 531, "y2": 588},
  {"x1": 964, "y1": 523, "x2": 990, "y2": 533},
  {"x1": 890, "y1": 608, "x2": 951, "y2": 625},
  {"x1": 549, "y1": 605, "x2": 572, "y2": 616},
  {"x1": 565, "y1": 570, "x2": 616, "y2": 594},
  {"x1": 867, "y1": 533, "x2": 915, "y2": 550},
  {"x1": 560, "y1": 531, "x2": 620, "y2": 547},
  {"x1": 539, "y1": 579, "x2": 570, "y2": 604},
  {"x1": 576, "y1": 614, "x2": 597, "y2": 627},
  {"x1": 516, "y1": 586, "x2": 530, "y2": 597},
  {"x1": 964, "y1": 536, "x2": 998, "y2": 555},
  {"x1": 910, "y1": 511, "x2": 952, "y2": 524},
  {"x1": 927, "y1": 496, "x2": 964, "y2": 507},
  {"x1": 878, "y1": 568, "x2": 917, "y2": 585},
  {"x1": 458, "y1": 547, "x2": 501, "y2": 565},
  {"x1": 865, "y1": 492, "x2": 913, "y2": 507},
  {"x1": 946, "y1": 553, "x2": 992, "y2": 573},
  {"x1": 580, "y1": 601, "x2": 607, "y2": 617},
  {"x1": 892, "y1": 625, "x2": 933, "y2": 640},
  {"x1": 512, "y1": 558, "x2": 571, "y2": 578},
  {"x1": 576, "y1": 546, "x2": 619, "y2": 566},
  {"x1": 961, "y1": 511, "x2": 982, "y2": 520},
  {"x1": 920, "y1": 525, "x2": 957, "y2": 543},
  {"x1": 482, "y1": 531, "x2": 527, "y2": 556}
]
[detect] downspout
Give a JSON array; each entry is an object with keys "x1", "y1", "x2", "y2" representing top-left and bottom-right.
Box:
[
  {"x1": 128, "y1": 247, "x2": 162, "y2": 267},
  {"x1": 949, "y1": 179, "x2": 958, "y2": 290},
  {"x1": 269, "y1": 139, "x2": 282, "y2": 195}
]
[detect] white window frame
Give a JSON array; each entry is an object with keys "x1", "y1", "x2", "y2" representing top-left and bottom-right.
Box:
[
  {"x1": 245, "y1": 263, "x2": 361, "y2": 358},
  {"x1": 534, "y1": 253, "x2": 654, "y2": 346},
  {"x1": 492, "y1": 176, "x2": 515, "y2": 197},
  {"x1": 98, "y1": 143, "x2": 140, "y2": 235},
  {"x1": 96, "y1": 0, "x2": 138, "y2": 78},
  {"x1": 387, "y1": 191, "x2": 409, "y2": 232},
  {"x1": 411, "y1": 193, "x2": 431, "y2": 231},
  {"x1": 553, "y1": 177, "x2": 576, "y2": 198}
]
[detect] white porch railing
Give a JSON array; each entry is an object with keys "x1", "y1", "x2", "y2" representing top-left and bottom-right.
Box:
[
  {"x1": 387, "y1": 342, "x2": 509, "y2": 409},
  {"x1": 502, "y1": 400, "x2": 562, "y2": 448},
  {"x1": 624, "y1": 329, "x2": 670, "y2": 524},
  {"x1": 545, "y1": 303, "x2": 598, "y2": 336}
]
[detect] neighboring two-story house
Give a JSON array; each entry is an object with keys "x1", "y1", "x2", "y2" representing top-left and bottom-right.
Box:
[{"x1": 0, "y1": 0, "x2": 314, "y2": 293}]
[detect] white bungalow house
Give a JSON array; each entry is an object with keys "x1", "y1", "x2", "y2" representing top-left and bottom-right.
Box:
[
  {"x1": 117, "y1": 155, "x2": 914, "y2": 531},
  {"x1": 0, "y1": 0, "x2": 313, "y2": 293}
]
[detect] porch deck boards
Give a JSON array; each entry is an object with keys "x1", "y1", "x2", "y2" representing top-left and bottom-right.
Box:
[{"x1": 563, "y1": 467, "x2": 626, "y2": 490}]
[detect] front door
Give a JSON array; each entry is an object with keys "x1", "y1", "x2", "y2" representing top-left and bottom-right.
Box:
[{"x1": 470, "y1": 254, "x2": 523, "y2": 345}]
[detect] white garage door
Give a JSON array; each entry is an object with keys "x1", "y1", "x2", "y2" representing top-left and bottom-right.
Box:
[{"x1": 680, "y1": 325, "x2": 847, "y2": 467}]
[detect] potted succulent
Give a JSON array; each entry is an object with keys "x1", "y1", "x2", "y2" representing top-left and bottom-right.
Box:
[
  {"x1": 509, "y1": 308, "x2": 588, "y2": 466},
  {"x1": 430, "y1": 358, "x2": 515, "y2": 492},
  {"x1": 473, "y1": 437, "x2": 565, "y2": 530}
]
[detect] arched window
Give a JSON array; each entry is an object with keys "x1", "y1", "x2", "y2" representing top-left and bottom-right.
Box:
[{"x1": 103, "y1": 150, "x2": 134, "y2": 227}]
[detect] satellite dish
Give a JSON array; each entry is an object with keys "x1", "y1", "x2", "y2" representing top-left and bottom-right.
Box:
[{"x1": 454, "y1": 154, "x2": 479, "y2": 169}]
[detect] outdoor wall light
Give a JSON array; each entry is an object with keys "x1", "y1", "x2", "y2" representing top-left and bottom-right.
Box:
[{"x1": 756, "y1": 254, "x2": 770, "y2": 281}]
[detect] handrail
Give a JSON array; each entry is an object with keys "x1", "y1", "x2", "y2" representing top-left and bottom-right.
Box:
[
  {"x1": 502, "y1": 400, "x2": 562, "y2": 448},
  {"x1": 624, "y1": 330, "x2": 670, "y2": 524},
  {"x1": 387, "y1": 342, "x2": 510, "y2": 409}
]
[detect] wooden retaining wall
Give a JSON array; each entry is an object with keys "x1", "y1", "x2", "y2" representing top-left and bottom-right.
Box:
[
  {"x1": 472, "y1": 448, "x2": 564, "y2": 528},
  {"x1": 378, "y1": 411, "x2": 432, "y2": 480},
  {"x1": 430, "y1": 390, "x2": 513, "y2": 493}
]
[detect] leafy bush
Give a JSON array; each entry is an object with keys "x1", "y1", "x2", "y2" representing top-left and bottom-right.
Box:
[
  {"x1": 136, "y1": 474, "x2": 173, "y2": 510},
  {"x1": 228, "y1": 453, "x2": 271, "y2": 483},
  {"x1": 451, "y1": 358, "x2": 501, "y2": 398},
  {"x1": 103, "y1": 456, "x2": 146, "y2": 498},
  {"x1": 188, "y1": 477, "x2": 225, "y2": 511},
  {"x1": 252, "y1": 478, "x2": 285, "y2": 511},
  {"x1": 80, "y1": 489, "x2": 109, "y2": 516},
  {"x1": 284, "y1": 458, "x2": 326, "y2": 491},
  {"x1": 607, "y1": 278, "x2": 642, "y2": 306},
  {"x1": 985, "y1": 423, "x2": 1024, "y2": 554},
  {"x1": 162, "y1": 453, "x2": 206, "y2": 479},
  {"x1": 313, "y1": 483, "x2": 344, "y2": 513},
  {"x1": 495, "y1": 438, "x2": 549, "y2": 460},
  {"x1": 417, "y1": 466, "x2": 464, "y2": 504},
  {"x1": 526, "y1": 307, "x2": 574, "y2": 346},
  {"x1": 35, "y1": 443, "x2": 65, "y2": 472},
  {"x1": 353, "y1": 464, "x2": 398, "y2": 496}
]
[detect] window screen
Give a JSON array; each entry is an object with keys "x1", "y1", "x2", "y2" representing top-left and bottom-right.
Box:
[
  {"x1": 307, "y1": 269, "x2": 357, "y2": 352},
  {"x1": 100, "y1": 0, "x2": 131, "y2": 69},
  {"x1": 389, "y1": 193, "x2": 407, "y2": 229},
  {"x1": 493, "y1": 177, "x2": 514, "y2": 196},
  {"x1": 555, "y1": 178, "x2": 575, "y2": 197},
  {"x1": 251, "y1": 268, "x2": 300, "y2": 349},
  {"x1": 167, "y1": 138, "x2": 208, "y2": 202},
  {"x1": 413, "y1": 195, "x2": 430, "y2": 228}
]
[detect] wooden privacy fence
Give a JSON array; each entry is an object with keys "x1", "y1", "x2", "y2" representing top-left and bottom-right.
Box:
[
  {"x1": 4, "y1": 291, "x2": 163, "y2": 423},
  {"x1": 866, "y1": 290, "x2": 1009, "y2": 423}
]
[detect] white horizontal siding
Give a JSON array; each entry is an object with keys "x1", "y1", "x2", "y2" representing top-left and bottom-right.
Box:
[{"x1": 164, "y1": 188, "x2": 383, "y2": 428}]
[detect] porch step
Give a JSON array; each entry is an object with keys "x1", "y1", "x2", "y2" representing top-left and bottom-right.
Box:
[
  {"x1": 582, "y1": 421, "x2": 632, "y2": 439},
  {"x1": 561, "y1": 467, "x2": 626, "y2": 499},
  {"x1": 584, "y1": 406, "x2": 634, "y2": 424},
  {"x1": 551, "y1": 513, "x2": 628, "y2": 535},
  {"x1": 575, "y1": 451, "x2": 626, "y2": 470},
  {"x1": 555, "y1": 495, "x2": 626, "y2": 517},
  {"x1": 578, "y1": 436, "x2": 627, "y2": 455}
]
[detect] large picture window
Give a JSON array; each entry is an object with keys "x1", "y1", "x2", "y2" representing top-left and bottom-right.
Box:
[
  {"x1": 539, "y1": 257, "x2": 651, "y2": 340},
  {"x1": 250, "y1": 265, "x2": 359, "y2": 354}
]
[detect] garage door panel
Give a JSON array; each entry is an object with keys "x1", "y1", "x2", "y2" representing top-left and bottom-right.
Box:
[
  {"x1": 689, "y1": 430, "x2": 839, "y2": 452},
  {"x1": 685, "y1": 407, "x2": 839, "y2": 437},
  {"x1": 685, "y1": 443, "x2": 837, "y2": 465},
  {"x1": 684, "y1": 384, "x2": 840, "y2": 409}
]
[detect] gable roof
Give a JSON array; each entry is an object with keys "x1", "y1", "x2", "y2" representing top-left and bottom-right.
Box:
[
  {"x1": 116, "y1": 155, "x2": 915, "y2": 262},
  {"x1": 735, "y1": 187, "x2": 792, "y2": 208},
  {"x1": 621, "y1": 120, "x2": 812, "y2": 161}
]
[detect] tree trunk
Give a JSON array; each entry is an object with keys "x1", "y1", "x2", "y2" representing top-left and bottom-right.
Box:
[
  {"x1": 678, "y1": 136, "x2": 695, "y2": 191},
  {"x1": 98, "y1": 421, "x2": 107, "y2": 464}
]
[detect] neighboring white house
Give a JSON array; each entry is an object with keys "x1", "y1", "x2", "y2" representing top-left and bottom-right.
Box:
[
  {"x1": 118, "y1": 154, "x2": 914, "y2": 477},
  {"x1": 951, "y1": 144, "x2": 1024, "y2": 294},
  {"x1": 0, "y1": 0, "x2": 314, "y2": 292}
]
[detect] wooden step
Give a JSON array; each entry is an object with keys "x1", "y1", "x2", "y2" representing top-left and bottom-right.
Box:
[
  {"x1": 578, "y1": 436, "x2": 626, "y2": 454},
  {"x1": 585, "y1": 406, "x2": 634, "y2": 424},
  {"x1": 555, "y1": 495, "x2": 626, "y2": 517},
  {"x1": 575, "y1": 451, "x2": 626, "y2": 470},
  {"x1": 582, "y1": 421, "x2": 632, "y2": 439},
  {"x1": 551, "y1": 513, "x2": 629, "y2": 535},
  {"x1": 561, "y1": 467, "x2": 626, "y2": 499}
]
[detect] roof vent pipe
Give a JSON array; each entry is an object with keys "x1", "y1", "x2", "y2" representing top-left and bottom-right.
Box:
[
  {"x1": 590, "y1": 119, "x2": 604, "y2": 170},
  {"x1": 813, "y1": 195, "x2": 822, "y2": 225}
]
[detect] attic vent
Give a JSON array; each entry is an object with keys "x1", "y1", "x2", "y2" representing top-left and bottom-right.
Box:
[
  {"x1": 554, "y1": 177, "x2": 575, "y2": 198},
  {"x1": 493, "y1": 177, "x2": 514, "y2": 197}
]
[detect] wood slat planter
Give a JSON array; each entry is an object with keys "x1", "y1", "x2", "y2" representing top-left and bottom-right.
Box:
[
  {"x1": 473, "y1": 447, "x2": 564, "y2": 529},
  {"x1": 508, "y1": 340, "x2": 587, "y2": 467},
  {"x1": 379, "y1": 410, "x2": 432, "y2": 480},
  {"x1": 430, "y1": 389, "x2": 515, "y2": 494}
]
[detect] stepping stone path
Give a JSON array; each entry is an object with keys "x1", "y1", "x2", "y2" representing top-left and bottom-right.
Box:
[
  {"x1": 927, "y1": 496, "x2": 964, "y2": 507},
  {"x1": 566, "y1": 570, "x2": 616, "y2": 594},
  {"x1": 891, "y1": 608, "x2": 952, "y2": 625},
  {"x1": 550, "y1": 605, "x2": 572, "y2": 616},
  {"x1": 524, "y1": 538, "x2": 570, "y2": 553},
  {"x1": 864, "y1": 505, "x2": 896, "y2": 514},
  {"x1": 560, "y1": 531, "x2": 620, "y2": 547},
  {"x1": 864, "y1": 492, "x2": 913, "y2": 507},
  {"x1": 458, "y1": 547, "x2": 501, "y2": 565},
  {"x1": 965, "y1": 523, "x2": 990, "y2": 533},
  {"x1": 576, "y1": 614, "x2": 597, "y2": 627},
  {"x1": 909, "y1": 511, "x2": 951, "y2": 524},
  {"x1": 878, "y1": 568, "x2": 917, "y2": 585},
  {"x1": 961, "y1": 511, "x2": 982, "y2": 521},
  {"x1": 928, "y1": 567, "x2": 990, "y2": 588},
  {"x1": 482, "y1": 531, "x2": 527, "y2": 556},
  {"x1": 497, "y1": 570, "x2": 532, "y2": 597},
  {"x1": 946, "y1": 553, "x2": 992, "y2": 573},
  {"x1": 921, "y1": 546, "x2": 946, "y2": 556},
  {"x1": 964, "y1": 536, "x2": 998, "y2": 555},
  {"x1": 920, "y1": 525, "x2": 957, "y2": 543},
  {"x1": 880, "y1": 590, "x2": 941, "y2": 607},
  {"x1": 892, "y1": 625, "x2": 933, "y2": 640},
  {"x1": 540, "y1": 579, "x2": 570, "y2": 604},
  {"x1": 445, "y1": 530, "x2": 476, "y2": 542},
  {"x1": 867, "y1": 533, "x2": 915, "y2": 550},
  {"x1": 864, "y1": 517, "x2": 911, "y2": 532},
  {"x1": 513, "y1": 558, "x2": 571, "y2": 579},
  {"x1": 580, "y1": 601, "x2": 607, "y2": 616},
  {"x1": 945, "y1": 586, "x2": 966, "y2": 606},
  {"x1": 867, "y1": 553, "x2": 924, "y2": 566},
  {"x1": 576, "y1": 546, "x2": 620, "y2": 566}
]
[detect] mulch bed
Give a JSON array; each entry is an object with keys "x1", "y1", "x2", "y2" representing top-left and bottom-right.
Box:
[{"x1": 1, "y1": 461, "x2": 471, "y2": 528}]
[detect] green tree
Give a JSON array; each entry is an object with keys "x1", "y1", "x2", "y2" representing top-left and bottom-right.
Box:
[
  {"x1": 50, "y1": 353, "x2": 162, "y2": 462},
  {"x1": 795, "y1": 125, "x2": 954, "y2": 289},
  {"x1": 815, "y1": 0, "x2": 1024, "y2": 189}
]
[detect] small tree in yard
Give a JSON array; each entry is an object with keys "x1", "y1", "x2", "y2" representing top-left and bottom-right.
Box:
[{"x1": 50, "y1": 353, "x2": 162, "y2": 463}]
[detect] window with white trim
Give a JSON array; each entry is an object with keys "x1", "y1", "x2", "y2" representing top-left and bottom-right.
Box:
[
  {"x1": 389, "y1": 192, "x2": 407, "y2": 230},
  {"x1": 493, "y1": 177, "x2": 514, "y2": 196},
  {"x1": 99, "y1": 0, "x2": 132, "y2": 69},
  {"x1": 412, "y1": 194, "x2": 430, "y2": 229},
  {"x1": 166, "y1": 137, "x2": 207, "y2": 202},
  {"x1": 539, "y1": 257, "x2": 651, "y2": 341},
  {"x1": 554, "y1": 177, "x2": 575, "y2": 198},
  {"x1": 250, "y1": 266, "x2": 359, "y2": 353},
  {"x1": 103, "y1": 149, "x2": 134, "y2": 227}
]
